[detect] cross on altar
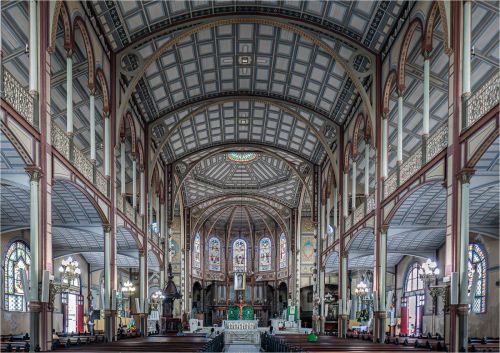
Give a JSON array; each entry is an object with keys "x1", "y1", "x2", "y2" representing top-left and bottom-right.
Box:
[{"x1": 237, "y1": 293, "x2": 247, "y2": 320}]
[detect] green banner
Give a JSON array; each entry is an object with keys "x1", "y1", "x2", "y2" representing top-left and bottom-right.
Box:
[{"x1": 227, "y1": 306, "x2": 254, "y2": 320}]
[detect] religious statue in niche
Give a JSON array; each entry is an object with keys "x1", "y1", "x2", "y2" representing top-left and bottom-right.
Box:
[{"x1": 234, "y1": 272, "x2": 246, "y2": 290}]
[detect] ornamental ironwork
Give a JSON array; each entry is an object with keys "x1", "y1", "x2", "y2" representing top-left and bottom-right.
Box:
[
  {"x1": 353, "y1": 202, "x2": 365, "y2": 225},
  {"x1": 384, "y1": 172, "x2": 397, "y2": 199},
  {"x1": 74, "y1": 147, "x2": 94, "y2": 182},
  {"x1": 427, "y1": 124, "x2": 448, "y2": 162},
  {"x1": 2, "y1": 68, "x2": 34, "y2": 127},
  {"x1": 400, "y1": 150, "x2": 422, "y2": 185},
  {"x1": 95, "y1": 170, "x2": 108, "y2": 197},
  {"x1": 465, "y1": 71, "x2": 500, "y2": 129},
  {"x1": 51, "y1": 124, "x2": 70, "y2": 160}
]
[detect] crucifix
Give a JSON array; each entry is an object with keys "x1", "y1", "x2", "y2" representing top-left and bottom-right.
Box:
[{"x1": 237, "y1": 293, "x2": 248, "y2": 320}]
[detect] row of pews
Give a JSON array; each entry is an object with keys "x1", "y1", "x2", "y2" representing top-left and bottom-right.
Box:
[
  {"x1": 0, "y1": 334, "x2": 31, "y2": 352},
  {"x1": 58, "y1": 333, "x2": 224, "y2": 352},
  {"x1": 261, "y1": 333, "x2": 432, "y2": 352}
]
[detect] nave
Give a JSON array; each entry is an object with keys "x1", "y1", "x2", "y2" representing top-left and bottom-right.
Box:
[{"x1": 0, "y1": 0, "x2": 499, "y2": 352}]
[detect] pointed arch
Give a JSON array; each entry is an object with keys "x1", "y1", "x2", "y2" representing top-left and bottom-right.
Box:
[
  {"x1": 136, "y1": 141, "x2": 145, "y2": 171},
  {"x1": 48, "y1": 1, "x2": 72, "y2": 54},
  {"x1": 72, "y1": 16, "x2": 96, "y2": 91},
  {"x1": 258, "y1": 236, "x2": 272, "y2": 272},
  {"x1": 0, "y1": 121, "x2": 34, "y2": 166},
  {"x1": 424, "y1": 2, "x2": 452, "y2": 55},
  {"x1": 383, "y1": 70, "x2": 398, "y2": 115},
  {"x1": 398, "y1": 18, "x2": 424, "y2": 92},
  {"x1": 120, "y1": 111, "x2": 137, "y2": 156},
  {"x1": 352, "y1": 113, "x2": 366, "y2": 157},
  {"x1": 95, "y1": 69, "x2": 110, "y2": 115},
  {"x1": 344, "y1": 141, "x2": 353, "y2": 170}
]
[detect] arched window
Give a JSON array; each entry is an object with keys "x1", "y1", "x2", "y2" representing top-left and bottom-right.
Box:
[
  {"x1": 259, "y1": 237, "x2": 272, "y2": 271},
  {"x1": 193, "y1": 233, "x2": 201, "y2": 269},
  {"x1": 233, "y1": 239, "x2": 247, "y2": 272},
  {"x1": 208, "y1": 237, "x2": 221, "y2": 271},
  {"x1": 468, "y1": 243, "x2": 487, "y2": 313},
  {"x1": 404, "y1": 262, "x2": 424, "y2": 293},
  {"x1": 3, "y1": 241, "x2": 31, "y2": 312},
  {"x1": 279, "y1": 234, "x2": 287, "y2": 269}
]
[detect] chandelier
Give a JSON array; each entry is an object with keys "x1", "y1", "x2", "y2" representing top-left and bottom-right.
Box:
[
  {"x1": 49, "y1": 256, "x2": 81, "y2": 310},
  {"x1": 58, "y1": 256, "x2": 81, "y2": 285},
  {"x1": 355, "y1": 281, "x2": 369, "y2": 297},
  {"x1": 420, "y1": 258, "x2": 440, "y2": 285},
  {"x1": 150, "y1": 290, "x2": 165, "y2": 310},
  {"x1": 121, "y1": 280, "x2": 136, "y2": 293}
]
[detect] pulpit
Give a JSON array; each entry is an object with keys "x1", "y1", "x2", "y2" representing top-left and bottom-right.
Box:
[{"x1": 161, "y1": 264, "x2": 182, "y2": 333}]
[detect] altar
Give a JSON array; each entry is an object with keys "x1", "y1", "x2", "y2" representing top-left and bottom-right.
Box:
[{"x1": 223, "y1": 320, "x2": 260, "y2": 345}]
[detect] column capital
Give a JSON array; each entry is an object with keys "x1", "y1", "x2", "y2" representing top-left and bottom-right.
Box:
[
  {"x1": 380, "y1": 225, "x2": 389, "y2": 234},
  {"x1": 25, "y1": 166, "x2": 42, "y2": 182},
  {"x1": 103, "y1": 224, "x2": 112, "y2": 233},
  {"x1": 65, "y1": 48, "x2": 74, "y2": 58},
  {"x1": 458, "y1": 168, "x2": 475, "y2": 183},
  {"x1": 422, "y1": 50, "x2": 431, "y2": 60},
  {"x1": 138, "y1": 249, "x2": 145, "y2": 256}
]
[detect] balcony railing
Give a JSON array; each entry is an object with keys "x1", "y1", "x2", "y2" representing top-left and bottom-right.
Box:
[
  {"x1": 117, "y1": 194, "x2": 144, "y2": 232},
  {"x1": 51, "y1": 123, "x2": 108, "y2": 197},
  {"x1": 384, "y1": 122, "x2": 448, "y2": 199},
  {"x1": 344, "y1": 193, "x2": 375, "y2": 232},
  {"x1": 1, "y1": 68, "x2": 35, "y2": 128},
  {"x1": 464, "y1": 71, "x2": 500, "y2": 129}
]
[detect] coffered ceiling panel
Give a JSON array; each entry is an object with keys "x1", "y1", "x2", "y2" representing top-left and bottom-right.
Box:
[
  {"x1": 153, "y1": 100, "x2": 330, "y2": 163},
  {"x1": 89, "y1": 1, "x2": 407, "y2": 54}
]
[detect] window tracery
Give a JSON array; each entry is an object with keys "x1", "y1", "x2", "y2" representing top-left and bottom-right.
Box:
[
  {"x1": 208, "y1": 237, "x2": 221, "y2": 271},
  {"x1": 259, "y1": 237, "x2": 272, "y2": 271},
  {"x1": 279, "y1": 233, "x2": 287, "y2": 269},
  {"x1": 3, "y1": 241, "x2": 30, "y2": 312},
  {"x1": 468, "y1": 243, "x2": 487, "y2": 313},
  {"x1": 233, "y1": 239, "x2": 247, "y2": 272},
  {"x1": 193, "y1": 233, "x2": 201, "y2": 269},
  {"x1": 404, "y1": 262, "x2": 424, "y2": 293}
]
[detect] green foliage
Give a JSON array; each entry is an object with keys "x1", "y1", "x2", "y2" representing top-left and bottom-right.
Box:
[{"x1": 356, "y1": 309, "x2": 369, "y2": 323}]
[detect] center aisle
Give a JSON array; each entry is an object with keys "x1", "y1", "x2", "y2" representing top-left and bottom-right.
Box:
[{"x1": 225, "y1": 344, "x2": 260, "y2": 352}]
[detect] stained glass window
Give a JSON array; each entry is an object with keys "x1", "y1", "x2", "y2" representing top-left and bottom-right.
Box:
[
  {"x1": 193, "y1": 233, "x2": 201, "y2": 269},
  {"x1": 468, "y1": 243, "x2": 487, "y2": 313},
  {"x1": 3, "y1": 241, "x2": 30, "y2": 312},
  {"x1": 208, "y1": 237, "x2": 221, "y2": 271},
  {"x1": 279, "y1": 234, "x2": 287, "y2": 269},
  {"x1": 233, "y1": 239, "x2": 247, "y2": 272},
  {"x1": 226, "y1": 152, "x2": 258, "y2": 163},
  {"x1": 404, "y1": 262, "x2": 424, "y2": 293},
  {"x1": 259, "y1": 237, "x2": 272, "y2": 271}
]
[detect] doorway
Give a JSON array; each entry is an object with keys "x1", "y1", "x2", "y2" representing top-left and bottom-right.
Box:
[{"x1": 401, "y1": 294, "x2": 424, "y2": 336}]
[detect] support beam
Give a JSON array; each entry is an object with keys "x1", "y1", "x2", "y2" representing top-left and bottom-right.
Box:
[
  {"x1": 89, "y1": 94, "x2": 96, "y2": 161},
  {"x1": 351, "y1": 160, "x2": 357, "y2": 210},
  {"x1": 120, "y1": 141, "x2": 126, "y2": 195},
  {"x1": 139, "y1": 250, "x2": 147, "y2": 336},
  {"x1": 29, "y1": 0, "x2": 38, "y2": 95},
  {"x1": 103, "y1": 225, "x2": 112, "y2": 342},
  {"x1": 132, "y1": 159, "x2": 137, "y2": 210},
  {"x1": 27, "y1": 167, "x2": 41, "y2": 352},
  {"x1": 423, "y1": 56, "x2": 430, "y2": 136},
  {"x1": 364, "y1": 145, "x2": 370, "y2": 197},
  {"x1": 381, "y1": 116, "x2": 388, "y2": 179},
  {"x1": 140, "y1": 170, "x2": 145, "y2": 216},
  {"x1": 343, "y1": 172, "x2": 348, "y2": 217},
  {"x1": 66, "y1": 52, "x2": 73, "y2": 135},
  {"x1": 462, "y1": 1, "x2": 472, "y2": 96},
  {"x1": 104, "y1": 116, "x2": 110, "y2": 177},
  {"x1": 458, "y1": 171, "x2": 473, "y2": 351},
  {"x1": 397, "y1": 95, "x2": 404, "y2": 164}
]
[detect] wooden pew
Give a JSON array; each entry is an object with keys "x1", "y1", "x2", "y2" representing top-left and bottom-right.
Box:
[{"x1": 263, "y1": 333, "x2": 432, "y2": 352}]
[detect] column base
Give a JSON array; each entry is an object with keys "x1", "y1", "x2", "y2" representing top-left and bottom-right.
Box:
[
  {"x1": 104, "y1": 310, "x2": 117, "y2": 342},
  {"x1": 373, "y1": 311, "x2": 387, "y2": 343},
  {"x1": 338, "y1": 315, "x2": 348, "y2": 338}
]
